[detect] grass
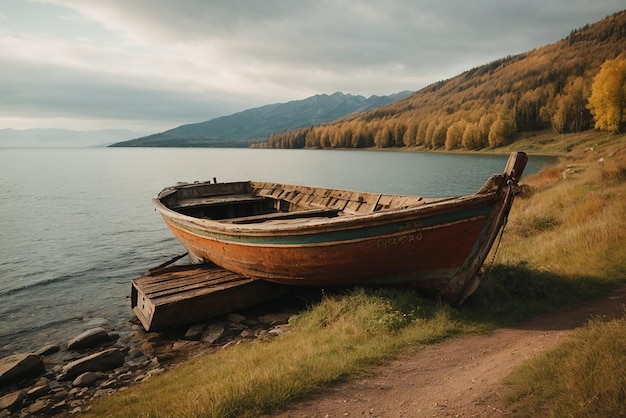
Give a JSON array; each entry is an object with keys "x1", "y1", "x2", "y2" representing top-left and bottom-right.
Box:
[
  {"x1": 86, "y1": 131, "x2": 626, "y2": 418},
  {"x1": 503, "y1": 317, "x2": 626, "y2": 417}
]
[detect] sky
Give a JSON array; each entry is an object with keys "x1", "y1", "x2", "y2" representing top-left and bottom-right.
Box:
[{"x1": 0, "y1": 0, "x2": 624, "y2": 134}]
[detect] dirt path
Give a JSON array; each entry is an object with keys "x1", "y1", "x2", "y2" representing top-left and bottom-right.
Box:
[{"x1": 270, "y1": 285, "x2": 626, "y2": 417}]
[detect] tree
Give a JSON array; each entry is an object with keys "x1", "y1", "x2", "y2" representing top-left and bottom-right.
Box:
[
  {"x1": 461, "y1": 122, "x2": 482, "y2": 150},
  {"x1": 587, "y1": 56, "x2": 626, "y2": 133},
  {"x1": 552, "y1": 77, "x2": 591, "y2": 133},
  {"x1": 403, "y1": 123, "x2": 418, "y2": 147},
  {"x1": 374, "y1": 124, "x2": 392, "y2": 148},
  {"x1": 445, "y1": 120, "x2": 466, "y2": 150},
  {"x1": 488, "y1": 107, "x2": 516, "y2": 148}
]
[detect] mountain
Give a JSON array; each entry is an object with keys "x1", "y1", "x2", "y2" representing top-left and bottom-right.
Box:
[
  {"x1": 0, "y1": 128, "x2": 150, "y2": 148},
  {"x1": 265, "y1": 10, "x2": 626, "y2": 150},
  {"x1": 109, "y1": 91, "x2": 412, "y2": 147}
]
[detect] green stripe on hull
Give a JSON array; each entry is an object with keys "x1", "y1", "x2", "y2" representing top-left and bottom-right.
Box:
[{"x1": 168, "y1": 204, "x2": 493, "y2": 246}]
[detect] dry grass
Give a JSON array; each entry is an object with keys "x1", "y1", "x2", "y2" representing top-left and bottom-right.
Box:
[
  {"x1": 504, "y1": 316, "x2": 626, "y2": 417},
  {"x1": 497, "y1": 137, "x2": 626, "y2": 278}
]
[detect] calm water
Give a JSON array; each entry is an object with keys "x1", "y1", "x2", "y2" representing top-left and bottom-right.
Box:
[{"x1": 0, "y1": 148, "x2": 555, "y2": 355}]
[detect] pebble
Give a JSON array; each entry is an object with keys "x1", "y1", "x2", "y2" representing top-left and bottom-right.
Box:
[
  {"x1": 35, "y1": 344, "x2": 61, "y2": 356},
  {"x1": 72, "y1": 371, "x2": 100, "y2": 387},
  {"x1": 26, "y1": 383, "x2": 50, "y2": 400}
]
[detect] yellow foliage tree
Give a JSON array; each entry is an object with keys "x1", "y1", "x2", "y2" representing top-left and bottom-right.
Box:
[{"x1": 587, "y1": 56, "x2": 626, "y2": 134}]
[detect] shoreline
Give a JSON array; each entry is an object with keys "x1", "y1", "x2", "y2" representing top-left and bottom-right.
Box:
[{"x1": 0, "y1": 295, "x2": 306, "y2": 416}]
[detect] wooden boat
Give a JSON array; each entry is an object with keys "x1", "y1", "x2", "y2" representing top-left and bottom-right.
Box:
[{"x1": 153, "y1": 152, "x2": 528, "y2": 304}]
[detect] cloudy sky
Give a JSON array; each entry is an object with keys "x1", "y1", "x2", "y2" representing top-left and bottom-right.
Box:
[{"x1": 1, "y1": 0, "x2": 624, "y2": 134}]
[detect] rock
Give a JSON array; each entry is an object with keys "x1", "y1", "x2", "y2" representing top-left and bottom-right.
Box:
[
  {"x1": 49, "y1": 400, "x2": 68, "y2": 413},
  {"x1": 201, "y1": 324, "x2": 225, "y2": 344},
  {"x1": 227, "y1": 313, "x2": 246, "y2": 323},
  {"x1": 92, "y1": 388, "x2": 115, "y2": 399},
  {"x1": 72, "y1": 371, "x2": 100, "y2": 387},
  {"x1": 59, "y1": 348, "x2": 125, "y2": 381},
  {"x1": 35, "y1": 344, "x2": 61, "y2": 356},
  {"x1": 0, "y1": 353, "x2": 45, "y2": 386},
  {"x1": 147, "y1": 368, "x2": 165, "y2": 377},
  {"x1": 240, "y1": 328, "x2": 255, "y2": 338},
  {"x1": 259, "y1": 312, "x2": 292, "y2": 325},
  {"x1": 0, "y1": 390, "x2": 26, "y2": 413},
  {"x1": 67, "y1": 327, "x2": 110, "y2": 350},
  {"x1": 126, "y1": 348, "x2": 143, "y2": 360},
  {"x1": 99, "y1": 379, "x2": 118, "y2": 389},
  {"x1": 269, "y1": 325, "x2": 288, "y2": 336},
  {"x1": 172, "y1": 340, "x2": 195, "y2": 351},
  {"x1": 27, "y1": 399, "x2": 50, "y2": 415},
  {"x1": 26, "y1": 382, "x2": 50, "y2": 400},
  {"x1": 184, "y1": 323, "x2": 206, "y2": 339},
  {"x1": 51, "y1": 387, "x2": 69, "y2": 400}
]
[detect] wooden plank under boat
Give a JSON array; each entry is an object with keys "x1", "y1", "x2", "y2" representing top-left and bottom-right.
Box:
[
  {"x1": 152, "y1": 152, "x2": 528, "y2": 305},
  {"x1": 130, "y1": 261, "x2": 287, "y2": 331}
]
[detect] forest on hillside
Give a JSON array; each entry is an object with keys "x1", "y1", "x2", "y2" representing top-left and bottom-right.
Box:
[{"x1": 261, "y1": 11, "x2": 626, "y2": 151}]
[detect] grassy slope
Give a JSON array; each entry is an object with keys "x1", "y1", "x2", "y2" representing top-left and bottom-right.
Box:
[{"x1": 86, "y1": 132, "x2": 626, "y2": 418}]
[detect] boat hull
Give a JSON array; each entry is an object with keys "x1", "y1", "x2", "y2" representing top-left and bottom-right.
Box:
[
  {"x1": 158, "y1": 197, "x2": 495, "y2": 299},
  {"x1": 153, "y1": 152, "x2": 528, "y2": 304}
]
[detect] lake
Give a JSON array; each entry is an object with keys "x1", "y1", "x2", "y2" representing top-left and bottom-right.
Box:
[{"x1": 0, "y1": 147, "x2": 555, "y2": 355}]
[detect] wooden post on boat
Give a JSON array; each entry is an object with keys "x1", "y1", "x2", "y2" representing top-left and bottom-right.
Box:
[{"x1": 442, "y1": 151, "x2": 528, "y2": 305}]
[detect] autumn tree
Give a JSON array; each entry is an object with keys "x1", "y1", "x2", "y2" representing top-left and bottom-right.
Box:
[
  {"x1": 403, "y1": 123, "x2": 418, "y2": 147},
  {"x1": 445, "y1": 120, "x2": 466, "y2": 150},
  {"x1": 461, "y1": 122, "x2": 482, "y2": 150},
  {"x1": 374, "y1": 124, "x2": 392, "y2": 148},
  {"x1": 552, "y1": 77, "x2": 591, "y2": 133},
  {"x1": 587, "y1": 56, "x2": 626, "y2": 133},
  {"x1": 488, "y1": 107, "x2": 516, "y2": 148}
]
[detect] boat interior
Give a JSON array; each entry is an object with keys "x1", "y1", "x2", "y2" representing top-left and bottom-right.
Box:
[{"x1": 158, "y1": 180, "x2": 445, "y2": 224}]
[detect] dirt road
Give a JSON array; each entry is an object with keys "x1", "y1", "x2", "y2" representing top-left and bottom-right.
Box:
[{"x1": 270, "y1": 285, "x2": 626, "y2": 417}]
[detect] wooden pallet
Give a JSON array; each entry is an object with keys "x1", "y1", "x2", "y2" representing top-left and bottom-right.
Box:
[{"x1": 130, "y1": 261, "x2": 287, "y2": 331}]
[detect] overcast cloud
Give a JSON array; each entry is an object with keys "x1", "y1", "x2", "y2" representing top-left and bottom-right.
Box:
[{"x1": 0, "y1": 0, "x2": 623, "y2": 132}]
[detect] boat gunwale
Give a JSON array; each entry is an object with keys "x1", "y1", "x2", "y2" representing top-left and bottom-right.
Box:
[{"x1": 152, "y1": 185, "x2": 501, "y2": 237}]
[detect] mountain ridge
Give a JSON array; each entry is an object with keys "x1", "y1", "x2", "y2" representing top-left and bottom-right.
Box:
[{"x1": 110, "y1": 91, "x2": 412, "y2": 147}]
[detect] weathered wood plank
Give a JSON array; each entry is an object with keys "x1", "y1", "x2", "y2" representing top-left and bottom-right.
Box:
[
  {"x1": 131, "y1": 263, "x2": 288, "y2": 331},
  {"x1": 223, "y1": 208, "x2": 340, "y2": 224},
  {"x1": 172, "y1": 194, "x2": 267, "y2": 210}
]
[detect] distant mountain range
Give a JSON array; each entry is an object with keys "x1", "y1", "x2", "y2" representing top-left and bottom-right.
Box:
[
  {"x1": 109, "y1": 91, "x2": 412, "y2": 147},
  {"x1": 0, "y1": 128, "x2": 149, "y2": 148}
]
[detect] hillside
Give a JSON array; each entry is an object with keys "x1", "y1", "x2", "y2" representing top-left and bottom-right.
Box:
[
  {"x1": 109, "y1": 91, "x2": 411, "y2": 147},
  {"x1": 265, "y1": 10, "x2": 626, "y2": 150}
]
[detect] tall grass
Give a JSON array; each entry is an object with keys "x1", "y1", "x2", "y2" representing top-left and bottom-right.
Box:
[
  {"x1": 503, "y1": 317, "x2": 626, "y2": 417},
  {"x1": 497, "y1": 137, "x2": 626, "y2": 278},
  {"x1": 86, "y1": 133, "x2": 626, "y2": 418}
]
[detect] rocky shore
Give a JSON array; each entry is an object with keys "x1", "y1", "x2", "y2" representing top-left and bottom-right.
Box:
[{"x1": 0, "y1": 301, "x2": 301, "y2": 417}]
